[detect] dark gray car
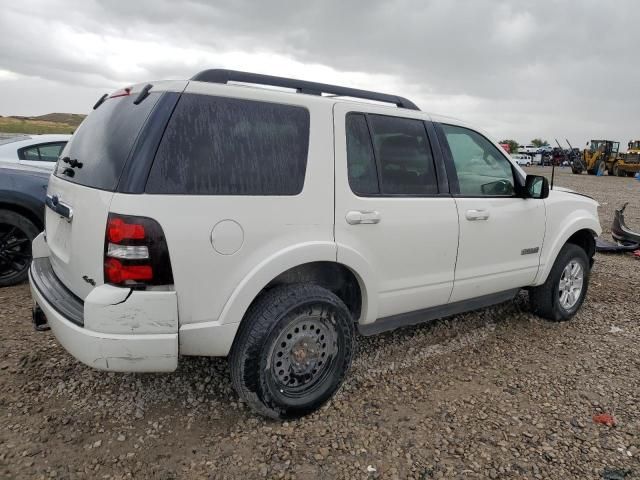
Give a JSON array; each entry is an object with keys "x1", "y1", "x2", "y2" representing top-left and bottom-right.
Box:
[{"x1": 0, "y1": 164, "x2": 49, "y2": 286}]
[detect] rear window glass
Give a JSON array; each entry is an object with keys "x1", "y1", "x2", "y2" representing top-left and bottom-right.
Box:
[
  {"x1": 55, "y1": 93, "x2": 160, "y2": 191},
  {"x1": 145, "y1": 94, "x2": 310, "y2": 195}
]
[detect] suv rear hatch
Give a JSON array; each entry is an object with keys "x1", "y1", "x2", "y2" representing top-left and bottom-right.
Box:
[{"x1": 45, "y1": 82, "x2": 185, "y2": 300}]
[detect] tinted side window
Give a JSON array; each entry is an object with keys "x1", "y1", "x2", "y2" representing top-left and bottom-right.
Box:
[
  {"x1": 441, "y1": 124, "x2": 515, "y2": 196},
  {"x1": 146, "y1": 94, "x2": 310, "y2": 195},
  {"x1": 37, "y1": 143, "x2": 66, "y2": 162},
  {"x1": 368, "y1": 115, "x2": 437, "y2": 195},
  {"x1": 346, "y1": 113, "x2": 379, "y2": 195},
  {"x1": 21, "y1": 146, "x2": 41, "y2": 161}
]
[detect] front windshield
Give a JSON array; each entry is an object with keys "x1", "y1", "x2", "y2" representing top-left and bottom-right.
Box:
[
  {"x1": 629, "y1": 141, "x2": 640, "y2": 150},
  {"x1": 590, "y1": 141, "x2": 606, "y2": 151}
]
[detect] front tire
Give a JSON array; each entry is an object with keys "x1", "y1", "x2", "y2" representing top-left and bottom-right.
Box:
[
  {"x1": 529, "y1": 244, "x2": 590, "y2": 321},
  {"x1": 230, "y1": 284, "x2": 355, "y2": 419},
  {"x1": 594, "y1": 159, "x2": 605, "y2": 175},
  {"x1": 0, "y1": 210, "x2": 39, "y2": 287}
]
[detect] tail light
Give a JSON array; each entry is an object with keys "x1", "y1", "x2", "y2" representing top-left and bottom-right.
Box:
[{"x1": 103, "y1": 213, "x2": 173, "y2": 288}]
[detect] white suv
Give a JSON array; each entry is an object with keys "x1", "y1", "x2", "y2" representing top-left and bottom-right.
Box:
[{"x1": 29, "y1": 70, "x2": 601, "y2": 418}]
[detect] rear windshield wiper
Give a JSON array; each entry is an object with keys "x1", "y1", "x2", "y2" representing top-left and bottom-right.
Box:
[
  {"x1": 133, "y1": 84, "x2": 153, "y2": 105},
  {"x1": 93, "y1": 93, "x2": 108, "y2": 110}
]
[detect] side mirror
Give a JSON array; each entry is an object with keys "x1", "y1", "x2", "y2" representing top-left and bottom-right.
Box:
[{"x1": 525, "y1": 175, "x2": 549, "y2": 199}]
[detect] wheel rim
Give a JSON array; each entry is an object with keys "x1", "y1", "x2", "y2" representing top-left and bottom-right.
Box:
[
  {"x1": 558, "y1": 260, "x2": 584, "y2": 310},
  {"x1": 0, "y1": 223, "x2": 31, "y2": 280},
  {"x1": 269, "y1": 310, "x2": 338, "y2": 398}
]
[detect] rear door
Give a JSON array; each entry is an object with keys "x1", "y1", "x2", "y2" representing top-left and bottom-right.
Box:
[
  {"x1": 334, "y1": 103, "x2": 459, "y2": 322},
  {"x1": 45, "y1": 86, "x2": 177, "y2": 299},
  {"x1": 436, "y1": 123, "x2": 545, "y2": 302}
]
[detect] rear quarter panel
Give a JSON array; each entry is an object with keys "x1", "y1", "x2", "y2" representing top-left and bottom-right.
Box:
[{"x1": 109, "y1": 85, "x2": 336, "y2": 334}]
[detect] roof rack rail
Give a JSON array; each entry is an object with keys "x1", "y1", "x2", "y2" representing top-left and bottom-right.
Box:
[{"x1": 191, "y1": 69, "x2": 420, "y2": 111}]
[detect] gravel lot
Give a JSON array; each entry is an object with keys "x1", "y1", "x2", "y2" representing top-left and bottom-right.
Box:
[{"x1": 1, "y1": 167, "x2": 639, "y2": 480}]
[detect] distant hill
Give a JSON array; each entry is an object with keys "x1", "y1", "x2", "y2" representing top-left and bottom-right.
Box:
[{"x1": 0, "y1": 113, "x2": 86, "y2": 134}]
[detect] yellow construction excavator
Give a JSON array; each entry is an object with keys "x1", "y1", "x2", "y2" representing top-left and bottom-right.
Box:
[
  {"x1": 613, "y1": 140, "x2": 640, "y2": 177},
  {"x1": 571, "y1": 140, "x2": 618, "y2": 175},
  {"x1": 572, "y1": 139, "x2": 640, "y2": 177}
]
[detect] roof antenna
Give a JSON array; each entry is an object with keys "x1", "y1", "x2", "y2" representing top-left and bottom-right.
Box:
[{"x1": 551, "y1": 138, "x2": 563, "y2": 190}]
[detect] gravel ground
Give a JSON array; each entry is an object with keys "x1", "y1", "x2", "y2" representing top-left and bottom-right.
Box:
[{"x1": 1, "y1": 167, "x2": 639, "y2": 480}]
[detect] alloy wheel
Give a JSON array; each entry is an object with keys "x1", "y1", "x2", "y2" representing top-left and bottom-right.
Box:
[
  {"x1": 558, "y1": 260, "x2": 584, "y2": 310},
  {"x1": 0, "y1": 223, "x2": 32, "y2": 281}
]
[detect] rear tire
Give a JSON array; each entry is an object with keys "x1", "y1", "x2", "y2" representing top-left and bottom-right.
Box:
[
  {"x1": 230, "y1": 284, "x2": 355, "y2": 419},
  {"x1": 0, "y1": 210, "x2": 39, "y2": 287},
  {"x1": 612, "y1": 163, "x2": 625, "y2": 177},
  {"x1": 529, "y1": 244, "x2": 590, "y2": 322}
]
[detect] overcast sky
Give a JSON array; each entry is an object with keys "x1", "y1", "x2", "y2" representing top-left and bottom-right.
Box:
[{"x1": 1, "y1": 0, "x2": 638, "y2": 146}]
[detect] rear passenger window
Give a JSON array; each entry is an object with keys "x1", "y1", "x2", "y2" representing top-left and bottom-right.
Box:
[
  {"x1": 369, "y1": 115, "x2": 437, "y2": 195},
  {"x1": 19, "y1": 143, "x2": 66, "y2": 162},
  {"x1": 37, "y1": 143, "x2": 65, "y2": 162},
  {"x1": 146, "y1": 94, "x2": 310, "y2": 195},
  {"x1": 21, "y1": 146, "x2": 41, "y2": 161},
  {"x1": 345, "y1": 113, "x2": 438, "y2": 196}
]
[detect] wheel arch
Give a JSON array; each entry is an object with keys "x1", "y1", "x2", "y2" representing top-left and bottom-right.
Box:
[
  {"x1": 0, "y1": 198, "x2": 44, "y2": 231},
  {"x1": 534, "y1": 219, "x2": 599, "y2": 286},
  {"x1": 179, "y1": 242, "x2": 375, "y2": 357}
]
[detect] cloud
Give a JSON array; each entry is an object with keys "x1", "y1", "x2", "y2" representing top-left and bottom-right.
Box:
[{"x1": 0, "y1": 0, "x2": 638, "y2": 145}]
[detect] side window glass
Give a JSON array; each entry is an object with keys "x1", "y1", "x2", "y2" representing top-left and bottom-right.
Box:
[
  {"x1": 147, "y1": 94, "x2": 309, "y2": 195},
  {"x1": 441, "y1": 124, "x2": 515, "y2": 196},
  {"x1": 368, "y1": 115, "x2": 438, "y2": 195},
  {"x1": 38, "y1": 143, "x2": 65, "y2": 162},
  {"x1": 346, "y1": 113, "x2": 379, "y2": 195},
  {"x1": 21, "y1": 146, "x2": 41, "y2": 161}
]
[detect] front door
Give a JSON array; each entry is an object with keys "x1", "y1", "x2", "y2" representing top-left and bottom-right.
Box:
[
  {"x1": 333, "y1": 104, "x2": 459, "y2": 323},
  {"x1": 437, "y1": 123, "x2": 546, "y2": 302}
]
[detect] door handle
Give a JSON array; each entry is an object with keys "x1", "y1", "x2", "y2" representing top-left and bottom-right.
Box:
[
  {"x1": 465, "y1": 209, "x2": 490, "y2": 221},
  {"x1": 346, "y1": 210, "x2": 381, "y2": 225}
]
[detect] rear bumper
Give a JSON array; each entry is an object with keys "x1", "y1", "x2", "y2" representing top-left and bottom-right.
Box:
[{"x1": 29, "y1": 257, "x2": 178, "y2": 372}]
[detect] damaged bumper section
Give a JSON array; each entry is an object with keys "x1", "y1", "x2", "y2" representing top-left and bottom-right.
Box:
[
  {"x1": 596, "y1": 203, "x2": 640, "y2": 253},
  {"x1": 29, "y1": 257, "x2": 178, "y2": 372},
  {"x1": 611, "y1": 203, "x2": 640, "y2": 245}
]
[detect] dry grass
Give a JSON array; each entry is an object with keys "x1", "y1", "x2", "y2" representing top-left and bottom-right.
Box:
[{"x1": 0, "y1": 113, "x2": 85, "y2": 134}]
